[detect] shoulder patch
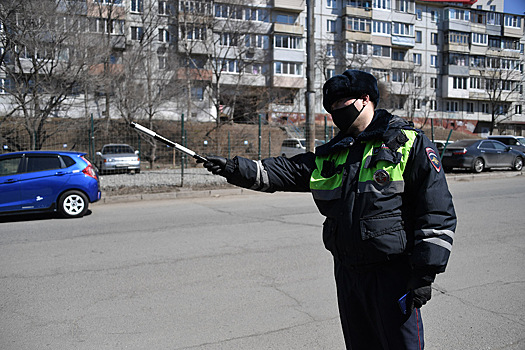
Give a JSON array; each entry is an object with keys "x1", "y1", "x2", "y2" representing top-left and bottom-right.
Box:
[{"x1": 426, "y1": 147, "x2": 441, "y2": 172}]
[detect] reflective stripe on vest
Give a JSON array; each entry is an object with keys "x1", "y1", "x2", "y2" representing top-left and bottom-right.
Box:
[
  {"x1": 310, "y1": 149, "x2": 350, "y2": 200},
  {"x1": 358, "y1": 130, "x2": 417, "y2": 193}
]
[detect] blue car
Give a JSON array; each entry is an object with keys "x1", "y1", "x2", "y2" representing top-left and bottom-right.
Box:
[{"x1": 0, "y1": 151, "x2": 101, "y2": 218}]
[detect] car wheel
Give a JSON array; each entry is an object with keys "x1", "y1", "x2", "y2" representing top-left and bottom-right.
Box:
[
  {"x1": 472, "y1": 157, "x2": 484, "y2": 173},
  {"x1": 58, "y1": 190, "x2": 89, "y2": 218},
  {"x1": 513, "y1": 157, "x2": 523, "y2": 171}
]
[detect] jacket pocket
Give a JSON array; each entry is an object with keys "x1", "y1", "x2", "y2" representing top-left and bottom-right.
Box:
[
  {"x1": 322, "y1": 218, "x2": 338, "y2": 253},
  {"x1": 360, "y1": 214, "x2": 407, "y2": 255}
]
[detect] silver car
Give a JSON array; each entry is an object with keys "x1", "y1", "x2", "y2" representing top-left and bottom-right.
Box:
[{"x1": 96, "y1": 144, "x2": 140, "y2": 174}]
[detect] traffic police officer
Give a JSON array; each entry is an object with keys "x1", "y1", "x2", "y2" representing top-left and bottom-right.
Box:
[{"x1": 199, "y1": 70, "x2": 457, "y2": 350}]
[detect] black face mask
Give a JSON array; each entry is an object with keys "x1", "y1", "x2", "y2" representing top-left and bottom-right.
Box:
[{"x1": 330, "y1": 100, "x2": 364, "y2": 133}]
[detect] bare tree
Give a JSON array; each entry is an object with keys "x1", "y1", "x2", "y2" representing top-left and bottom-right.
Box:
[{"x1": 0, "y1": 0, "x2": 92, "y2": 150}]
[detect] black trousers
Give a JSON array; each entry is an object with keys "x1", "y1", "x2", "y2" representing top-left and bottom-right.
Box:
[{"x1": 334, "y1": 258, "x2": 424, "y2": 350}]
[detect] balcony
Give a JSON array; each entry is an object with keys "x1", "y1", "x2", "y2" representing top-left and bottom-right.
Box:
[
  {"x1": 344, "y1": 31, "x2": 371, "y2": 42},
  {"x1": 273, "y1": 23, "x2": 304, "y2": 35},
  {"x1": 272, "y1": 75, "x2": 304, "y2": 88},
  {"x1": 176, "y1": 68, "x2": 212, "y2": 81},
  {"x1": 273, "y1": 0, "x2": 304, "y2": 12},
  {"x1": 391, "y1": 35, "x2": 415, "y2": 48},
  {"x1": 344, "y1": 6, "x2": 372, "y2": 18}
]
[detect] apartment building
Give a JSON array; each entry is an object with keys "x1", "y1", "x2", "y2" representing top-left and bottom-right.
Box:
[{"x1": 0, "y1": 0, "x2": 524, "y2": 136}]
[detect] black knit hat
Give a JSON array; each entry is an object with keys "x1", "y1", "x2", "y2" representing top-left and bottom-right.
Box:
[{"x1": 322, "y1": 70, "x2": 380, "y2": 113}]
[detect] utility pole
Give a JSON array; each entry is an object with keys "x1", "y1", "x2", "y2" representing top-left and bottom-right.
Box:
[{"x1": 305, "y1": 0, "x2": 316, "y2": 152}]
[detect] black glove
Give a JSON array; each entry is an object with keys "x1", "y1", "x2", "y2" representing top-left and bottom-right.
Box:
[
  {"x1": 198, "y1": 155, "x2": 227, "y2": 175},
  {"x1": 412, "y1": 285, "x2": 432, "y2": 309}
]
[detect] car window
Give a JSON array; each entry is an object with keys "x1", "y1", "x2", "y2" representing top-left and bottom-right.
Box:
[
  {"x1": 479, "y1": 141, "x2": 495, "y2": 149},
  {"x1": 61, "y1": 155, "x2": 76, "y2": 167},
  {"x1": 492, "y1": 142, "x2": 507, "y2": 151},
  {"x1": 26, "y1": 155, "x2": 62, "y2": 172},
  {"x1": 516, "y1": 137, "x2": 525, "y2": 145},
  {"x1": 103, "y1": 145, "x2": 134, "y2": 154},
  {"x1": 0, "y1": 157, "x2": 21, "y2": 176}
]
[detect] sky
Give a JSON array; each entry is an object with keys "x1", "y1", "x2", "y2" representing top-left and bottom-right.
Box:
[{"x1": 504, "y1": 0, "x2": 525, "y2": 15}]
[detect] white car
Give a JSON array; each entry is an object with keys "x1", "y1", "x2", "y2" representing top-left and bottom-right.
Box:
[
  {"x1": 280, "y1": 138, "x2": 325, "y2": 157},
  {"x1": 96, "y1": 144, "x2": 140, "y2": 174}
]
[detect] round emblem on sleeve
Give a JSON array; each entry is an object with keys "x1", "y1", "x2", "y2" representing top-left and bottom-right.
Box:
[{"x1": 373, "y1": 169, "x2": 390, "y2": 185}]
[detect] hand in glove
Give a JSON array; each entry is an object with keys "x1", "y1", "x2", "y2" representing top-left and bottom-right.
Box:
[
  {"x1": 412, "y1": 285, "x2": 432, "y2": 309},
  {"x1": 197, "y1": 155, "x2": 227, "y2": 175}
]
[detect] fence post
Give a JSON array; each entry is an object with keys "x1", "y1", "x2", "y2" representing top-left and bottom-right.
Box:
[
  {"x1": 258, "y1": 114, "x2": 262, "y2": 160},
  {"x1": 181, "y1": 113, "x2": 185, "y2": 187}
]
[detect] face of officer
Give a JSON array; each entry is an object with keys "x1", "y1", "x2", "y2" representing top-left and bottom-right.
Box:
[{"x1": 330, "y1": 95, "x2": 374, "y2": 137}]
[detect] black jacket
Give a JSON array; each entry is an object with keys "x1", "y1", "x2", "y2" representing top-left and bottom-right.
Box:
[{"x1": 221, "y1": 110, "x2": 456, "y2": 279}]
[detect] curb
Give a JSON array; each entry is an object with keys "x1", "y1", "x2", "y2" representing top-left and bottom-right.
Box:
[{"x1": 94, "y1": 171, "x2": 524, "y2": 205}]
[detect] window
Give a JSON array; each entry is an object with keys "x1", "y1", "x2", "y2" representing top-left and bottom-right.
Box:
[
  {"x1": 414, "y1": 99, "x2": 421, "y2": 110},
  {"x1": 275, "y1": 35, "x2": 302, "y2": 49},
  {"x1": 327, "y1": 20, "x2": 337, "y2": 32},
  {"x1": 466, "y1": 102, "x2": 474, "y2": 113},
  {"x1": 218, "y1": 59, "x2": 240, "y2": 73},
  {"x1": 504, "y1": 15, "x2": 521, "y2": 28},
  {"x1": 131, "y1": 26, "x2": 144, "y2": 41},
  {"x1": 470, "y1": 77, "x2": 483, "y2": 89},
  {"x1": 0, "y1": 78, "x2": 11, "y2": 94},
  {"x1": 392, "y1": 22, "x2": 413, "y2": 36},
  {"x1": 448, "y1": 54, "x2": 467, "y2": 66},
  {"x1": 431, "y1": 33, "x2": 438, "y2": 45},
  {"x1": 158, "y1": 28, "x2": 170, "y2": 42},
  {"x1": 472, "y1": 33, "x2": 487, "y2": 45},
  {"x1": 326, "y1": 44, "x2": 335, "y2": 56},
  {"x1": 448, "y1": 8, "x2": 470, "y2": 21},
  {"x1": 0, "y1": 157, "x2": 20, "y2": 176},
  {"x1": 27, "y1": 156, "x2": 62, "y2": 173},
  {"x1": 275, "y1": 61, "x2": 302, "y2": 76},
  {"x1": 489, "y1": 36, "x2": 501, "y2": 49},
  {"x1": 347, "y1": 42, "x2": 368, "y2": 55},
  {"x1": 470, "y1": 56, "x2": 485, "y2": 68},
  {"x1": 416, "y1": 7, "x2": 422, "y2": 20},
  {"x1": 414, "y1": 75, "x2": 422, "y2": 87},
  {"x1": 452, "y1": 77, "x2": 468, "y2": 89},
  {"x1": 392, "y1": 70, "x2": 408, "y2": 82},
  {"x1": 219, "y1": 32, "x2": 238, "y2": 46},
  {"x1": 158, "y1": 55, "x2": 169, "y2": 70},
  {"x1": 159, "y1": 1, "x2": 172, "y2": 15},
  {"x1": 413, "y1": 53, "x2": 421, "y2": 65},
  {"x1": 191, "y1": 86, "x2": 204, "y2": 101},
  {"x1": 347, "y1": 0, "x2": 372, "y2": 8},
  {"x1": 131, "y1": 0, "x2": 143, "y2": 13},
  {"x1": 446, "y1": 101, "x2": 459, "y2": 112},
  {"x1": 430, "y1": 55, "x2": 438, "y2": 67},
  {"x1": 327, "y1": 69, "x2": 335, "y2": 78},
  {"x1": 327, "y1": 0, "x2": 337, "y2": 8},
  {"x1": 246, "y1": 34, "x2": 269, "y2": 49},
  {"x1": 430, "y1": 77, "x2": 438, "y2": 89},
  {"x1": 392, "y1": 50, "x2": 405, "y2": 61},
  {"x1": 373, "y1": 20, "x2": 391, "y2": 35},
  {"x1": 429, "y1": 100, "x2": 437, "y2": 110},
  {"x1": 395, "y1": 0, "x2": 411, "y2": 12},
  {"x1": 372, "y1": 45, "x2": 390, "y2": 57},
  {"x1": 415, "y1": 30, "x2": 422, "y2": 43},
  {"x1": 257, "y1": 9, "x2": 269, "y2": 22},
  {"x1": 181, "y1": 25, "x2": 206, "y2": 40},
  {"x1": 446, "y1": 31, "x2": 469, "y2": 45},
  {"x1": 347, "y1": 17, "x2": 371, "y2": 32},
  {"x1": 373, "y1": 0, "x2": 391, "y2": 10},
  {"x1": 274, "y1": 13, "x2": 296, "y2": 25},
  {"x1": 430, "y1": 9, "x2": 439, "y2": 22},
  {"x1": 516, "y1": 105, "x2": 522, "y2": 115}
]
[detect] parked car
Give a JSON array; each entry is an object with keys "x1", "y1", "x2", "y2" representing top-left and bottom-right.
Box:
[
  {"x1": 432, "y1": 140, "x2": 453, "y2": 156},
  {"x1": 442, "y1": 139, "x2": 524, "y2": 173},
  {"x1": 487, "y1": 135, "x2": 525, "y2": 153},
  {"x1": 0, "y1": 151, "x2": 101, "y2": 218},
  {"x1": 280, "y1": 138, "x2": 325, "y2": 157},
  {"x1": 95, "y1": 144, "x2": 140, "y2": 174}
]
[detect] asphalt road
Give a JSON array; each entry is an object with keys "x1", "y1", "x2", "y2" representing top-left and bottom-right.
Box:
[{"x1": 0, "y1": 175, "x2": 524, "y2": 349}]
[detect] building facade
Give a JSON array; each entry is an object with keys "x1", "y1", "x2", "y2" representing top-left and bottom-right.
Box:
[{"x1": 1, "y1": 0, "x2": 524, "y2": 136}]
